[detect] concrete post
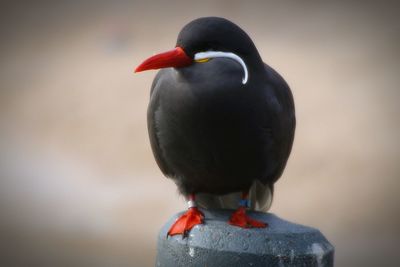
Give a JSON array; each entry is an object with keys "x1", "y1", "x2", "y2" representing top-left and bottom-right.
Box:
[{"x1": 156, "y1": 209, "x2": 334, "y2": 267}]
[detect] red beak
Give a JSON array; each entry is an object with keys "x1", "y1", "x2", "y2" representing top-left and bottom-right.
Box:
[{"x1": 134, "y1": 47, "x2": 193, "y2": 73}]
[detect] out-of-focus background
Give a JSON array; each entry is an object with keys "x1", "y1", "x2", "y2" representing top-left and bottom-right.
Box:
[{"x1": 0, "y1": 1, "x2": 399, "y2": 266}]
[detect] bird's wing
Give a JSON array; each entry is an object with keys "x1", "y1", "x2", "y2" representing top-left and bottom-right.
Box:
[
  {"x1": 262, "y1": 63, "x2": 296, "y2": 185},
  {"x1": 147, "y1": 70, "x2": 176, "y2": 178},
  {"x1": 197, "y1": 64, "x2": 295, "y2": 212}
]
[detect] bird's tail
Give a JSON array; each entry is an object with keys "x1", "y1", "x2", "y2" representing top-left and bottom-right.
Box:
[{"x1": 196, "y1": 180, "x2": 273, "y2": 212}]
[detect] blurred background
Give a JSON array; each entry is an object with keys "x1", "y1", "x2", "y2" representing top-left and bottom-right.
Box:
[{"x1": 0, "y1": 1, "x2": 399, "y2": 266}]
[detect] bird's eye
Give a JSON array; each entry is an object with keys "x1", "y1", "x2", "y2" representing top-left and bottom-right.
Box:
[{"x1": 195, "y1": 58, "x2": 211, "y2": 63}]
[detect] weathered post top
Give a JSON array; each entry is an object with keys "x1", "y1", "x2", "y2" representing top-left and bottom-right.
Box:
[{"x1": 156, "y1": 209, "x2": 334, "y2": 267}]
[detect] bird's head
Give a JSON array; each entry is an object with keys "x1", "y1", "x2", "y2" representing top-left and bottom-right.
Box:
[{"x1": 134, "y1": 17, "x2": 263, "y2": 85}]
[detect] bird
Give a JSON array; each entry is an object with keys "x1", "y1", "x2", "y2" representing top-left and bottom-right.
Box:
[{"x1": 135, "y1": 17, "x2": 295, "y2": 236}]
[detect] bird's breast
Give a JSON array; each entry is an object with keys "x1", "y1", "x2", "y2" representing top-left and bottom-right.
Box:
[{"x1": 151, "y1": 64, "x2": 271, "y2": 187}]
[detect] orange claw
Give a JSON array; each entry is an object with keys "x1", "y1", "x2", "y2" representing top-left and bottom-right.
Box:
[
  {"x1": 168, "y1": 207, "x2": 204, "y2": 237},
  {"x1": 228, "y1": 207, "x2": 267, "y2": 228}
]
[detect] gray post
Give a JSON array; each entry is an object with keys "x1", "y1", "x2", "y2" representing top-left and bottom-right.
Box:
[{"x1": 156, "y1": 209, "x2": 334, "y2": 267}]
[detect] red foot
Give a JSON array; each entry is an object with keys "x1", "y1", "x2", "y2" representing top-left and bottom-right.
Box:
[
  {"x1": 228, "y1": 207, "x2": 267, "y2": 228},
  {"x1": 168, "y1": 207, "x2": 204, "y2": 236}
]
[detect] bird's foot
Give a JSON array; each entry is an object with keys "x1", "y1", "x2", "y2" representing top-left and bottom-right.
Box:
[
  {"x1": 168, "y1": 207, "x2": 204, "y2": 237},
  {"x1": 228, "y1": 207, "x2": 267, "y2": 228}
]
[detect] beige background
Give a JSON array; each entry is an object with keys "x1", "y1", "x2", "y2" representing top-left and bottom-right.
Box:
[{"x1": 0, "y1": 1, "x2": 399, "y2": 266}]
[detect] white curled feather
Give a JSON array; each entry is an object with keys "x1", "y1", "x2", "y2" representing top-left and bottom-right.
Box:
[{"x1": 194, "y1": 51, "x2": 249, "y2": 84}]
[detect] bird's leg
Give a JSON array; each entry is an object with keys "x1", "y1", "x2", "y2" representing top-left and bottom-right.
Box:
[
  {"x1": 167, "y1": 194, "x2": 204, "y2": 237},
  {"x1": 228, "y1": 191, "x2": 267, "y2": 228}
]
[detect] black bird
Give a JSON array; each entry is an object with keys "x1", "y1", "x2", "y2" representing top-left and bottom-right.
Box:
[{"x1": 135, "y1": 17, "x2": 295, "y2": 236}]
